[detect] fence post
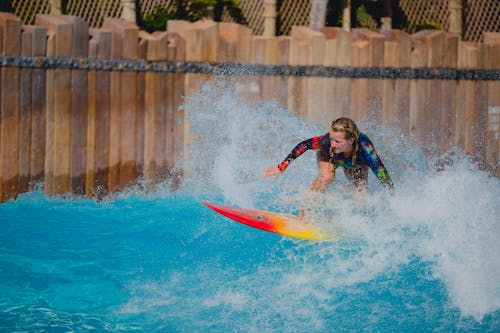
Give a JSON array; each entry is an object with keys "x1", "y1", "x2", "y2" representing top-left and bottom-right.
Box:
[
  {"x1": 342, "y1": 0, "x2": 351, "y2": 32},
  {"x1": 36, "y1": 14, "x2": 74, "y2": 195},
  {"x1": 23, "y1": 25, "x2": 47, "y2": 191},
  {"x1": 252, "y1": 35, "x2": 290, "y2": 107},
  {"x1": 217, "y1": 22, "x2": 252, "y2": 63},
  {"x1": 263, "y1": 0, "x2": 277, "y2": 37},
  {"x1": 483, "y1": 33, "x2": 500, "y2": 176},
  {"x1": 86, "y1": 29, "x2": 112, "y2": 197},
  {"x1": 166, "y1": 32, "x2": 186, "y2": 187},
  {"x1": 410, "y1": 30, "x2": 446, "y2": 153},
  {"x1": 121, "y1": 0, "x2": 136, "y2": 24},
  {"x1": 19, "y1": 25, "x2": 33, "y2": 194},
  {"x1": 351, "y1": 29, "x2": 384, "y2": 124},
  {"x1": 448, "y1": 0, "x2": 463, "y2": 37},
  {"x1": 380, "y1": 29, "x2": 411, "y2": 135},
  {"x1": 69, "y1": 16, "x2": 89, "y2": 194},
  {"x1": 440, "y1": 33, "x2": 459, "y2": 152},
  {"x1": 141, "y1": 31, "x2": 169, "y2": 185},
  {"x1": 289, "y1": 26, "x2": 325, "y2": 125},
  {"x1": 167, "y1": 20, "x2": 218, "y2": 169},
  {"x1": 309, "y1": 0, "x2": 328, "y2": 30},
  {"x1": 321, "y1": 27, "x2": 352, "y2": 121},
  {"x1": 0, "y1": 13, "x2": 21, "y2": 202},
  {"x1": 102, "y1": 18, "x2": 139, "y2": 192}
]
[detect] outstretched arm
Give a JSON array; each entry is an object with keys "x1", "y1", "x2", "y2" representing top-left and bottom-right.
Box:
[{"x1": 261, "y1": 135, "x2": 326, "y2": 178}]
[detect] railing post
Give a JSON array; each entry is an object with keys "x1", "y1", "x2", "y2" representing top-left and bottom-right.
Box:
[
  {"x1": 49, "y1": 0, "x2": 62, "y2": 15},
  {"x1": 263, "y1": 0, "x2": 277, "y2": 37},
  {"x1": 448, "y1": 0, "x2": 463, "y2": 37},
  {"x1": 121, "y1": 0, "x2": 137, "y2": 24},
  {"x1": 309, "y1": 0, "x2": 328, "y2": 30},
  {"x1": 0, "y1": 13, "x2": 21, "y2": 202},
  {"x1": 342, "y1": 0, "x2": 351, "y2": 32}
]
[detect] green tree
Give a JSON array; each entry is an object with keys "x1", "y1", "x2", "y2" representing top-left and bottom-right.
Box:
[
  {"x1": 326, "y1": 0, "x2": 408, "y2": 29},
  {"x1": 139, "y1": 0, "x2": 247, "y2": 33}
]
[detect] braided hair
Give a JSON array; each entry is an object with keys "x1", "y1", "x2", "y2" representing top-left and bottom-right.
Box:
[{"x1": 330, "y1": 117, "x2": 360, "y2": 166}]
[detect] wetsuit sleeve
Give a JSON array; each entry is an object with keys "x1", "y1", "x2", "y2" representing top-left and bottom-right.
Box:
[
  {"x1": 359, "y1": 137, "x2": 394, "y2": 188},
  {"x1": 277, "y1": 135, "x2": 326, "y2": 172}
]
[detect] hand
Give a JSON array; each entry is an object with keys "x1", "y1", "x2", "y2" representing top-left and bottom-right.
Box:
[{"x1": 261, "y1": 165, "x2": 282, "y2": 179}]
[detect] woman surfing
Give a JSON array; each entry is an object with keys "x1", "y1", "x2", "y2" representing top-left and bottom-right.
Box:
[{"x1": 262, "y1": 117, "x2": 394, "y2": 197}]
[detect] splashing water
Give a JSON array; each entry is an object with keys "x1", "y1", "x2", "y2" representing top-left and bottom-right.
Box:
[{"x1": 1, "y1": 78, "x2": 499, "y2": 332}]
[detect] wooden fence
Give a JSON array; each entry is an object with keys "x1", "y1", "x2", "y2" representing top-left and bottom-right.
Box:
[{"x1": 0, "y1": 12, "x2": 499, "y2": 202}]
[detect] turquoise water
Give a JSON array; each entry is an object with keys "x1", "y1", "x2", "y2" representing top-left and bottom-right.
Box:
[{"x1": 1, "y1": 80, "x2": 500, "y2": 332}]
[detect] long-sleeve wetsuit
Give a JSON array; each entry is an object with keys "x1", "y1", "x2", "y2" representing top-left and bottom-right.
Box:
[{"x1": 277, "y1": 132, "x2": 393, "y2": 187}]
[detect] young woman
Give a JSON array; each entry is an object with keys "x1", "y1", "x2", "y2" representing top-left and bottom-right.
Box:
[{"x1": 262, "y1": 117, "x2": 394, "y2": 194}]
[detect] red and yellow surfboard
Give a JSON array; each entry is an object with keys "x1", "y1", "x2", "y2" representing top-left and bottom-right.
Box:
[{"x1": 203, "y1": 202, "x2": 339, "y2": 241}]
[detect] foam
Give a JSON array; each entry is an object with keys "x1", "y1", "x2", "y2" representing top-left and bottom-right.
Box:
[{"x1": 177, "y1": 77, "x2": 500, "y2": 322}]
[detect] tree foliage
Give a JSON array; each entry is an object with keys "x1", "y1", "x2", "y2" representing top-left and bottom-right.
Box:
[{"x1": 140, "y1": 0, "x2": 247, "y2": 33}]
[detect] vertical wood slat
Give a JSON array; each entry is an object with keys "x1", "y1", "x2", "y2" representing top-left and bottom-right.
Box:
[
  {"x1": 352, "y1": 29, "x2": 385, "y2": 125},
  {"x1": 321, "y1": 27, "x2": 351, "y2": 123},
  {"x1": 457, "y1": 41, "x2": 479, "y2": 155},
  {"x1": 289, "y1": 27, "x2": 325, "y2": 124},
  {"x1": 167, "y1": 32, "x2": 185, "y2": 186},
  {"x1": 252, "y1": 36, "x2": 289, "y2": 107},
  {"x1": 69, "y1": 16, "x2": 89, "y2": 194},
  {"x1": 483, "y1": 33, "x2": 500, "y2": 176},
  {"x1": 142, "y1": 31, "x2": 164, "y2": 184},
  {"x1": 102, "y1": 18, "x2": 139, "y2": 191},
  {"x1": 0, "y1": 13, "x2": 21, "y2": 202},
  {"x1": 36, "y1": 14, "x2": 73, "y2": 195},
  {"x1": 380, "y1": 29, "x2": 411, "y2": 135},
  {"x1": 440, "y1": 33, "x2": 459, "y2": 153},
  {"x1": 409, "y1": 31, "x2": 429, "y2": 146},
  {"x1": 25, "y1": 25, "x2": 47, "y2": 189},
  {"x1": 86, "y1": 28, "x2": 111, "y2": 198},
  {"x1": 19, "y1": 26, "x2": 32, "y2": 193},
  {"x1": 413, "y1": 30, "x2": 445, "y2": 153},
  {"x1": 167, "y1": 20, "x2": 218, "y2": 171}
]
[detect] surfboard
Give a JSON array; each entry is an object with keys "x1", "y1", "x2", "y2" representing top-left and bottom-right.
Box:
[{"x1": 202, "y1": 202, "x2": 339, "y2": 241}]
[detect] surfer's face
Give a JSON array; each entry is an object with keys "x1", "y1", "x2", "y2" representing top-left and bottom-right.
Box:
[{"x1": 329, "y1": 129, "x2": 354, "y2": 154}]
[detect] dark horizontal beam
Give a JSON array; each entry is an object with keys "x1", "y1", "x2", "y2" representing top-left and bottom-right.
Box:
[{"x1": 1, "y1": 55, "x2": 499, "y2": 81}]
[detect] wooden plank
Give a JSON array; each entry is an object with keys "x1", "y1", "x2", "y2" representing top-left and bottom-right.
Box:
[
  {"x1": 103, "y1": 18, "x2": 139, "y2": 190},
  {"x1": 352, "y1": 29, "x2": 385, "y2": 125},
  {"x1": 350, "y1": 39, "x2": 369, "y2": 123},
  {"x1": 168, "y1": 32, "x2": 185, "y2": 187},
  {"x1": 424, "y1": 31, "x2": 445, "y2": 152},
  {"x1": 24, "y1": 25, "x2": 47, "y2": 188},
  {"x1": 321, "y1": 27, "x2": 351, "y2": 122},
  {"x1": 409, "y1": 31, "x2": 430, "y2": 146},
  {"x1": 67, "y1": 16, "x2": 89, "y2": 194},
  {"x1": 36, "y1": 14, "x2": 73, "y2": 195},
  {"x1": 86, "y1": 36, "x2": 97, "y2": 197},
  {"x1": 93, "y1": 30, "x2": 112, "y2": 197},
  {"x1": 217, "y1": 22, "x2": 252, "y2": 63},
  {"x1": 380, "y1": 29, "x2": 411, "y2": 135},
  {"x1": 19, "y1": 28, "x2": 33, "y2": 194},
  {"x1": 484, "y1": 40, "x2": 500, "y2": 176},
  {"x1": 44, "y1": 31, "x2": 55, "y2": 194},
  {"x1": 108, "y1": 33, "x2": 121, "y2": 192},
  {"x1": 136, "y1": 34, "x2": 147, "y2": 180},
  {"x1": 457, "y1": 42, "x2": 480, "y2": 156},
  {"x1": 441, "y1": 34, "x2": 459, "y2": 152},
  {"x1": 142, "y1": 32, "x2": 159, "y2": 183},
  {"x1": 289, "y1": 27, "x2": 325, "y2": 123},
  {"x1": 0, "y1": 13, "x2": 21, "y2": 202}
]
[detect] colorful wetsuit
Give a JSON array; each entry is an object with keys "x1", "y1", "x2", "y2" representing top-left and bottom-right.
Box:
[{"x1": 277, "y1": 132, "x2": 393, "y2": 187}]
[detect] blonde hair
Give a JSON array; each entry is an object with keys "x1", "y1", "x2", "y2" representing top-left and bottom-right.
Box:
[{"x1": 330, "y1": 117, "x2": 359, "y2": 165}]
